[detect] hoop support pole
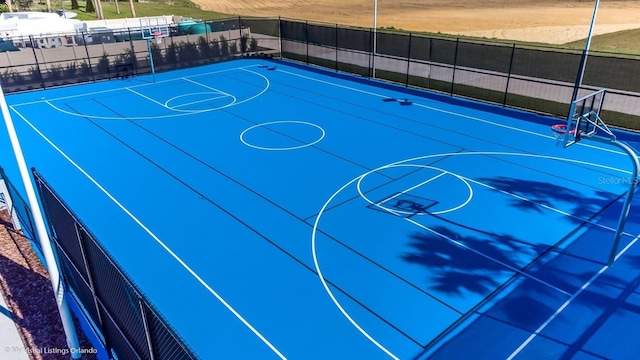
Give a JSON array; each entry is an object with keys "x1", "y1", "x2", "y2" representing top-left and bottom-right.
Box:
[
  {"x1": 147, "y1": 38, "x2": 156, "y2": 83},
  {"x1": 588, "y1": 136, "x2": 639, "y2": 265}
]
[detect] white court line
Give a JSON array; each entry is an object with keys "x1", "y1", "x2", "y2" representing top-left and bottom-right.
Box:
[
  {"x1": 312, "y1": 150, "x2": 634, "y2": 359},
  {"x1": 170, "y1": 95, "x2": 230, "y2": 109},
  {"x1": 359, "y1": 164, "x2": 474, "y2": 216},
  {"x1": 402, "y1": 214, "x2": 571, "y2": 296},
  {"x1": 10, "y1": 65, "x2": 264, "y2": 106},
  {"x1": 36, "y1": 68, "x2": 270, "y2": 121},
  {"x1": 10, "y1": 107, "x2": 287, "y2": 359},
  {"x1": 507, "y1": 232, "x2": 640, "y2": 360},
  {"x1": 312, "y1": 175, "x2": 400, "y2": 360},
  {"x1": 276, "y1": 69, "x2": 626, "y2": 156},
  {"x1": 181, "y1": 77, "x2": 236, "y2": 98},
  {"x1": 462, "y1": 175, "x2": 634, "y2": 238},
  {"x1": 377, "y1": 172, "x2": 447, "y2": 207},
  {"x1": 126, "y1": 87, "x2": 168, "y2": 108}
]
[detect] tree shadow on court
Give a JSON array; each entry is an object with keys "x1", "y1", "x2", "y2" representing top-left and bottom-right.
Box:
[
  {"x1": 401, "y1": 176, "x2": 640, "y2": 357},
  {"x1": 402, "y1": 227, "x2": 566, "y2": 327},
  {"x1": 478, "y1": 176, "x2": 623, "y2": 226},
  {"x1": 400, "y1": 224, "x2": 635, "y2": 334}
]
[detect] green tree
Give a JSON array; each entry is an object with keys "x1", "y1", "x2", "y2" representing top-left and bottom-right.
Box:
[
  {"x1": 71, "y1": 0, "x2": 79, "y2": 10},
  {"x1": 86, "y1": 0, "x2": 94, "y2": 13}
]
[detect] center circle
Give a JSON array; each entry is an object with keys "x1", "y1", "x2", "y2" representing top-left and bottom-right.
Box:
[
  {"x1": 357, "y1": 164, "x2": 473, "y2": 216},
  {"x1": 240, "y1": 120, "x2": 326, "y2": 151}
]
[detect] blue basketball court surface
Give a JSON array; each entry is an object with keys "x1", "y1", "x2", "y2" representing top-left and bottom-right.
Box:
[{"x1": 3, "y1": 59, "x2": 640, "y2": 359}]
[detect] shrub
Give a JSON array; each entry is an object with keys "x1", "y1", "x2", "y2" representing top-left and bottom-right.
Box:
[
  {"x1": 197, "y1": 36, "x2": 211, "y2": 58},
  {"x1": 219, "y1": 35, "x2": 229, "y2": 57},
  {"x1": 28, "y1": 66, "x2": 43, "y2": 83},
  {"x1": 249, "y1": 37, "x2": 259, "y2": 52},
  {"x1": 228, "y1": 41, "x2": 238, "y2": 55},
  {"x1": 96, "y1": 53, "x2": 110, "y2": 74},
  {"x1": 64, "y1": 62, "x2": 78, "y2": 77}
]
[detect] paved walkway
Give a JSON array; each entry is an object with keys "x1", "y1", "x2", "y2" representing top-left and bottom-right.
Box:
[
  {"x1": 0, "y1": 203, "x2": 32, "y2": 360},
  {"x1": 0, "y1": 289, "x2": 29, "y2": 360}
]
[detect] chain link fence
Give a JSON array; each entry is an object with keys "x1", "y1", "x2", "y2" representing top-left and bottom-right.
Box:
[
  {"x1": 2, "y1": 16, "x2": 640, "y2": 128},
  {"x1": 280, "y1": 19, "x2": 640, "y2": 130},
  {"x1": 32, "y1": 169, "x2": 196, "y2": 360},
  {"x1": 2, "y1": 15, "x2": 640, "y2": 359}
]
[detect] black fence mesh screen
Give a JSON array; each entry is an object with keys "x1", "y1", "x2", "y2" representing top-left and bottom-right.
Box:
[
  {"x1": 584, "y1": 55, "x2": 640, "y2": 93},
  {"x1": 33, "y1": 170, "x2": 197, "y2": 360},
  {"x1": 240, "y1": 18, "x2": 280, "y2": 37},
  {"x1": 143, "y1": 302, "x2": 195, "y2": 360},
  {"x1": 80, "y1": 227, "x2": 151, "y2": 360},
  {"x1": 409, "y1": 36, "x2": 431, "y2": 62},
  {"x1": 430, "y1": 38, "x2": 458, "y2": 65},
  {"x1": 456, "y1": 42, "x2": 513, "y2": 73},
  {"x1": 337, "y1": 27, "x2": 372, "y2": 53},
  {"x1": 281, "y1": 19, "x2": 308, "y2": 43},
  {"x1": 0, "y1": 167, "x2": 36, "y2": 242},
  {"x1": 99, "y1": 306, "x2": 143, "y2": 360},
  {"x1": 308, "y1": 23, "x2": 337, "y2": 47},
  {"x1": 36, "y1": 181, "x2": 89, "y2": 281},
  {"x1": 376, "y1": 32, "x2": 410, "y2": 58},
  {"x1": 55, "y1": 244, "x2": 103, "y2": 338},
  {"x1": 2, "y1": 15, "x2": 640, "y2": 128},
  {"x1": 511, "y1": 47, "x2": 582, "y2": 82}
]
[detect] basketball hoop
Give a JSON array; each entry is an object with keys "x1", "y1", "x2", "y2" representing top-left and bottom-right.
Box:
[
  {"x1": 550, "y1": 124, "x2": 576, "y2": 137},
  {"x1": 551, "y1": 123, "x2": 578, "y2": 146},
  {"x1": 153, "y1": 32, "x2": 163, "y2": 45}
]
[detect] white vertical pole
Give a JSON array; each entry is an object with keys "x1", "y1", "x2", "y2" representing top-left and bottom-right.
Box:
[
  {"x1": 0, "y1": 179, "x2": 21, "y2": 232},
  {"x1": 147, "y1": 38, "x2": 157, "y2": 83},
  {"x1": 0, "y1": 85, "x2": 82, "y2": 358},
  {"x1": 372, "y1": 0, "x2": 378, "y2": 78},
  {"x1": 574, "y1": 0, "x2": 600, "y2": 99}
]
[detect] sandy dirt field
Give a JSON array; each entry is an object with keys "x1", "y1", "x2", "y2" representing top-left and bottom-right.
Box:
[{"x1": 190, "y1": 0, "x2": 640, "y2": 44}]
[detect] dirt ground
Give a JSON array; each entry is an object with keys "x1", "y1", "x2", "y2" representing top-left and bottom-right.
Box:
[{"x1": 191, "y1": 0, "x2": 640, "y2": 44}]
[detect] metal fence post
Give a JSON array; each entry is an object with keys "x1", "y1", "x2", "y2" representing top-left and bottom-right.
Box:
[
  {"x1": 305, "y1": 21, "x2": 309, "y2": 65},
  {"x1": 74, "y1": 223, "x2": 106, "y2": 342},
  {"x1": 335, "y1": 23, "x2": 339, "y2": 72},
  {"x1": 450, "y1": 38, "x2": 460, "y2": 96},
  {"x1": 427, "y1": 38, "x2": 432, "y2": 89},
  {"x1": 29, "y1": 36, "x2": 45, "y2": 89},
  {"x1": 139, "y1": 299, "x2": 156, "y2": 360},
  {"x1": 405, "y1": 33, "x2": 413, "y2": 87},
  {"x1": 369, "y1": 27, "x2": 374, "y2": 78},
  {"x1": 278, "y1": 17, "x2": 282, "y2": 58},
  {"x1": 503, "y1": 44, "x2": 516, "y2": 106},
  {"x1": 239, "y1": 16, "x2": 244, "y2": 55},
  {"x1": 80, "y1": 31, "x2": 95, "y2": 83}
]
